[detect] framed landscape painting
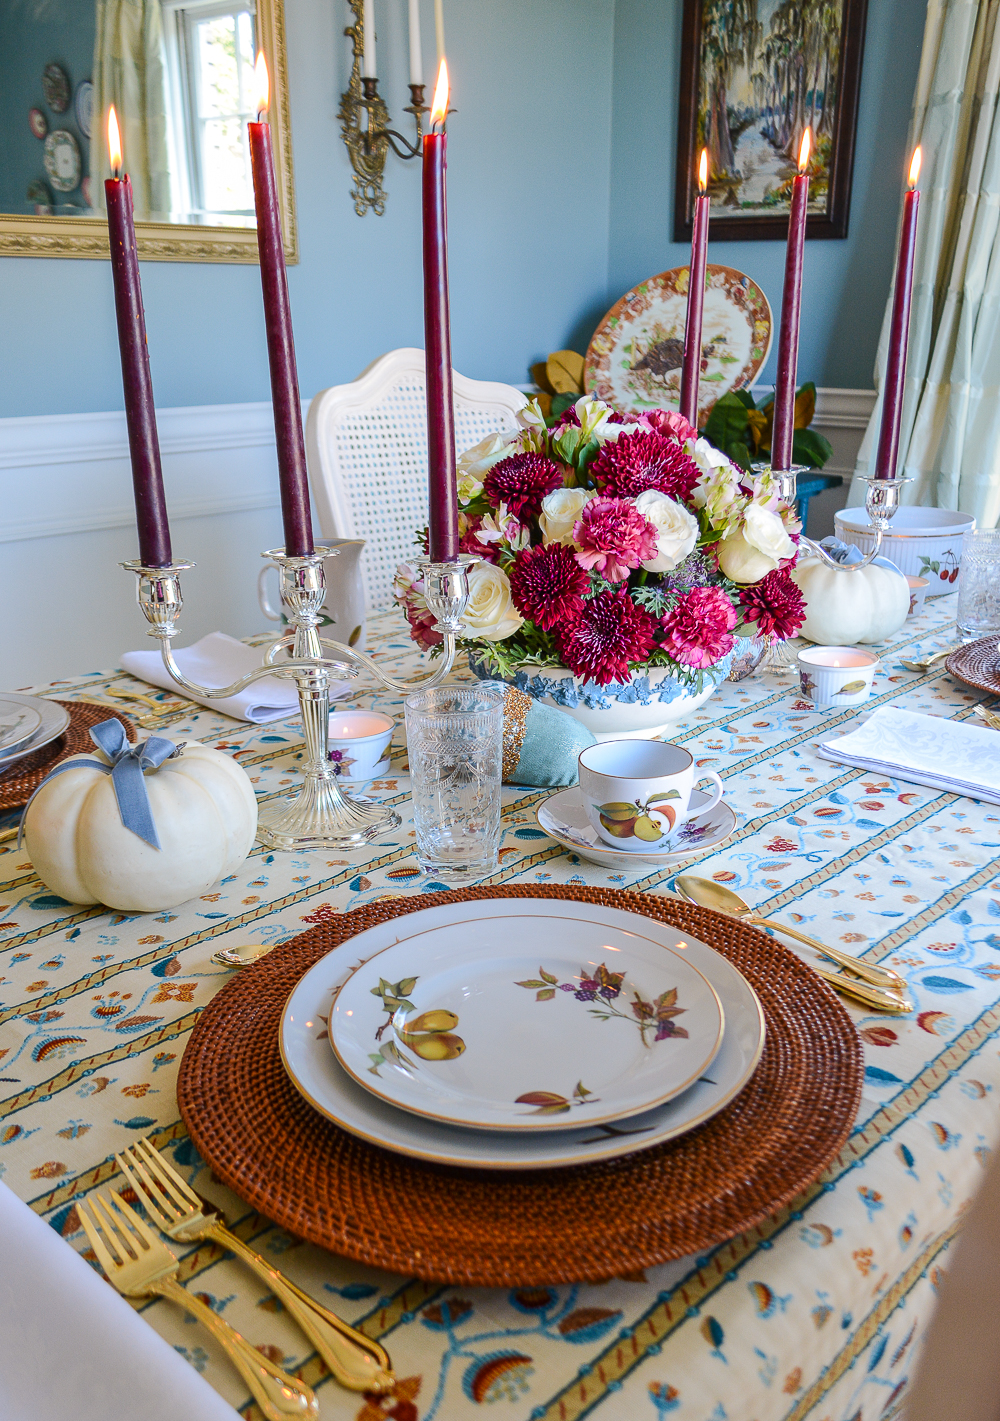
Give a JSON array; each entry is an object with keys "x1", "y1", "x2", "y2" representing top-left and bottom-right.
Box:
[{"x1": 674, "y1": 0, "x2": 869, "y2": 242}]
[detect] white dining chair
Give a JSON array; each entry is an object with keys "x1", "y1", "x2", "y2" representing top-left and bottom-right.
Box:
[{"x1": 305, "y1": 347, "x2": 527, "y2": 609}]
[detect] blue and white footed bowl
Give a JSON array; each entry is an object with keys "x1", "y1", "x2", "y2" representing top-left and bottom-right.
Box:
[{"x1": 470, "y1": 653, "x2": 733, "y2": 741}]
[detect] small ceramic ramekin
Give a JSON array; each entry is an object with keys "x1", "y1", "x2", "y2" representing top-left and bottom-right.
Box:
[
  {"x1": 906, "y1": 575, "x2": 930, "y2": 617},
  {"x1": 796, "y1": 646, "x2": 880, "y2": 708},
  {"x1": 328, "y1": 709, "x2": 394, "y2": 782}
]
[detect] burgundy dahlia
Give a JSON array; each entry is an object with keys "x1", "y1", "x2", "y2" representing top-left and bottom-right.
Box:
[
  {"x1": 508, "y1": 542, "x2": 589, "y2": 631},
  {"x1": 589, "y1": 430, "x2": 701, "y2": 502},
  {"x1": 482, "y1": 452, "x2": 563, "y2": 521},
  {"x1": 557, "y1": 589, "x2": 657, "y2": 685},
  {"x1": 659, "y1": 586, "x2": 737, "y2": 670},
  {"x1": 738, "y1": 567, "x2": 806, "y2": 640},
  {"x1": 572, "y1": 496, "x2": 658, "y2": 583}
]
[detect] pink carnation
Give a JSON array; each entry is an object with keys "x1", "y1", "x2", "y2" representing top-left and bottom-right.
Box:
[
  {"x1": 659, "y1": 586, "x2": 736, "y2": 669},
  {"x1": 572, "y1": 496, "x2": 657, "y2": 583},
  {"x1": 641, "y1": 409, "x2": 699, "y2": 443}
]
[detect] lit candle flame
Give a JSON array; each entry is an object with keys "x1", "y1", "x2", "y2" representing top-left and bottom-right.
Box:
[
  {"x1": 698, "y1": 148, "x2": 709, "y2": 194},
  {"x1": 108, "y1": 106, "x2": 122, "y2": 178},
  {"x1": 255, "y1": 51, "x2": 270, "y2": 118},
  {"x1": 798, "y1": 126, "x2": 812, "y2": 173},
  {"x1": 430, "y1": 57, "x2": 449, "y2": 127},
  {"x1": 908, "y1": 146, "x2": 922, "y2": 188}
]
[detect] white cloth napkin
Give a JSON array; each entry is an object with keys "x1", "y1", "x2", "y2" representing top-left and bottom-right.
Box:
[
  {"x1": 817, "y1": 706, "x2": 1000, "y2": 805},
  {"x1": 121, "y1": 632, "x2": 350, "y2": 723},
  {"x1": 0, "y1": 1182, "x2": 239, "y2": 1421}
]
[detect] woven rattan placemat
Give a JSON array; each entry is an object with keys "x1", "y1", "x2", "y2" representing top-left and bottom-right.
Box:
[
  {"x1": 0, "y1": 703, "x2": 137, "y2": 813},
  {"x1": 177, "y1": 885, "x2": 863, "y2": 1286},
  {"x1": 946, "y1": 635, "x2": 1000, "y2": 695}
]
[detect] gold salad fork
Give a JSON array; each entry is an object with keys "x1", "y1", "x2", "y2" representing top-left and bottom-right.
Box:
[
  {"x1": 77, "y1": 1190, "x2": 318, "y2": 1420},
  {"x1": 117, "y1": 1138, "x2": 395, "y2": 1395}
]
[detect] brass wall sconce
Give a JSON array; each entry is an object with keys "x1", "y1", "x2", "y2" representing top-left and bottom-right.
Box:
[{"x1": 338, "y1": 0, "x2": 427, "y2": 216}]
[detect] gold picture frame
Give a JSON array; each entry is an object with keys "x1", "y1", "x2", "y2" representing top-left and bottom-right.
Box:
[{"x1": 0, "y1": 0, "x2": 296, "y2": 264}]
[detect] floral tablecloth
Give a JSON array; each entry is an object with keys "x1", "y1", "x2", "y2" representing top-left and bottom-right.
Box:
[{"x1": 3, "y1": 598, "x2": 999, "y2": 1421}]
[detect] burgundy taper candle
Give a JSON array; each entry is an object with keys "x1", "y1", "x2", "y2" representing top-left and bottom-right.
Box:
[
  {"x1": 679, "y1": 148, "x2": 710, "y2": 429},
  {"x1": 422, "y1": 60, "x2": 459, "y2": 562},
  {"x1": 248, "y1": 55, "x2": 314, "y2": 557},
  {"x1": 771, "y1": 128, "x2": 812, "y2": 473},
  {"x1": 874, "y1": 148, "x2": 922, "y2": 479},
  {"x1": 104, "y1": 108, "x2": 172, "y2": 568}
]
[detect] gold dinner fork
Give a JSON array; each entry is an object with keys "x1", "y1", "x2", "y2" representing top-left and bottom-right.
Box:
[
  {"x1": 117, "y1": 1138, "x2": 395, "y2": 1395},
  {"x1": 77, "y1": 1190, "x2": 318, "y2": 1420}
]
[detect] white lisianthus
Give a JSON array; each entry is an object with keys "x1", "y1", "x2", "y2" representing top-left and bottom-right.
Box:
[
  {"x1": 633, "y1": 490, "x2": 699, "y2": 573},
  {"x1": 476, "y1": 503, "x2": 531, "y2": 553},
  {"x1": 456, "y1": 429, "x2": 519, "y2": 502},
  {"x1": 539, "y1": 487, "x2": 593, "y2": 546},
  {"x1": 717, "y1": 502, "x2": 797, "y2": 584},
  {"x1": 459, "y1": 563, "x2": 523, "y2": 642},
  {"x1": 516, "y1": 397, "x2": 549, "y2": 435}
]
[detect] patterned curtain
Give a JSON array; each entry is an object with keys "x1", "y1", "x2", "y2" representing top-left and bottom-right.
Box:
[
  {"x1": 90, "y1": 0, "x2": 171, "y2": 220},
  {"x1": 849, "y1": 0, "x2": 1000, "y2": 527}
]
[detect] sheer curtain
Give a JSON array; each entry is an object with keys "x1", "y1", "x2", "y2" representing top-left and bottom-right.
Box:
[
  {"x1": 849, "y1": 0, "x2": 1000, "y2": 527},
  {"x1": 90, "y1": 0, "x2": 171, "y2": 220}
]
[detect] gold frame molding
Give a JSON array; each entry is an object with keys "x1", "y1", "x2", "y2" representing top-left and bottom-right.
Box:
[{"x1": 0, "y1": 0, "x2": 296, "y2": 264}]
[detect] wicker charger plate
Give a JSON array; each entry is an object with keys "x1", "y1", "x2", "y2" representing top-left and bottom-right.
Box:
[
  {"x1": 177, "y1": 885, "x2": 862, "y2": 1286},
  {"x1": 946, "y1": 635, "x2": 1000, "y2": 695},
  {"x1": 0, "y1": 702, "x2": 137, "y2": 813}
]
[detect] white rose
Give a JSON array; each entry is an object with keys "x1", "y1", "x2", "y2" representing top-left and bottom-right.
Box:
[
  {"x1": 539, "y1": 487, "x2": 593, "y2": 546},
  {"x1": 717, "y1": 505, "x2": 796, "y2": 584},
  {"x1": 457, "y1": 430, "x2": 519, "y2": 502},
  {"x1": 634, "y1": 490, "x2": 699, "y2": 573},
  {"x1": 459, "y1": 563, "x2": 524, "y2": 642}
]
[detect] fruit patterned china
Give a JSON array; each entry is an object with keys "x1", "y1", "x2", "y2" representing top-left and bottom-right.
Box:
[
  {"x1": 578, "y1": 739, "x2": 723, "y2": 850},
  {"x1": 835, "y1": 506, "x2": 975, "y2": 586},
  {"x1": 906, "y1": 575, "x2": 930, "y2": 616},
  {"x1": 327, "y1": 709, "x2": 394, "y2": 783},
  {"x1": 796, "y1": 645, "x2": 880, "y2": 708}
]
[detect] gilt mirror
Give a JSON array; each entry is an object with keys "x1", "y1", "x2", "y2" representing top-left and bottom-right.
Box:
[{"x1": 0, "y1": 0, "x2": 295, "y2": 261}]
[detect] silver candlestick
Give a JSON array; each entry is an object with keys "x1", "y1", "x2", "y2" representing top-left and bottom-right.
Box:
[
  {"x1": 122, "y1": 545, "x2": 476, "y2": 850},
  {"x1": 753, "y1": 465, "x2": 912, "y2": 571}
]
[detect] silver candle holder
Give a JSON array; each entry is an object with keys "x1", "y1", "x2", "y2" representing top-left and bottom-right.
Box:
[
  {"x1": 122, "y1": 546, "x2": 476, "y2": 851},
  {"x1": 754, "y1": 465, "x2": 912, "y2": 571}
]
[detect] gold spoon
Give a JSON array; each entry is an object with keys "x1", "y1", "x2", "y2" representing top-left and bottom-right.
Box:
[
  {"x1": 674, "y1": 876, "x2": 912, "y2": 1013},
  {"x1": 975, "y1": 705, "x2": 1000, "y2": 731},
  {"x1": 899, "y1": 646, "x2": 957, "y2": 673},
  {"x1": 211, "y1": 944, "x2": 276, "y2": 967}
]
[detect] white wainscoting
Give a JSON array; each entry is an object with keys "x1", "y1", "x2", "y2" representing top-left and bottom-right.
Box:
[{"x1": 0, "y1": 388, "x2": 876, "y2": 688}]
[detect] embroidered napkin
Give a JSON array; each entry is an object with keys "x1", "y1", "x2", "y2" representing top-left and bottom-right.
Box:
[
  {"x1": 121, "y1": 632, "x2": 351, "y2": 723},
  {"x1": 0, "y1": 1182, "x2": 239, "y2": 1421},
  {"x1": 817, "y1": 706, "x2": 1000, "y2": 805}
]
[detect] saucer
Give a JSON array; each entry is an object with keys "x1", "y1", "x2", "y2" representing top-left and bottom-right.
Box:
[{"x1": 537, "y1": 786, "x2": 736, "y2": 868}]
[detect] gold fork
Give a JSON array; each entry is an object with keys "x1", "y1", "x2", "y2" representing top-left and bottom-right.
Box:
[
  {"x1": 78, "y1": 1189, "x2": 317, "y2": 1420},
  {"x1": 117, "y1": 1138, "x2": 395, "y2": 1394}
]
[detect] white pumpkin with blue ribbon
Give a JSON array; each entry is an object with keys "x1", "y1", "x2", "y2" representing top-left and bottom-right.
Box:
[
  {"x1": 21, "y1": 719, "x2": 257, "y2": 912},
  {"x1": 790, "y1": 537, "x2": 910, "y2": 646}
]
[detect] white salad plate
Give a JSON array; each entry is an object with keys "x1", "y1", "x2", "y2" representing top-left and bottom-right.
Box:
[
  {"x1": 537, "y1": 786, "x2": 737, "y2": 868},
  {"x1": 0, "y1": 700, "x2": 42, "y2": 756},
  {"x1": 280, "y1": 898, "x2": 765, "y2": 1170},
  {"x1": 0, "y1": 695, "x2": 70, "y2": 772},
  {"x1": 329, "y1": 912, "x2": 725, "y2": 1131}
]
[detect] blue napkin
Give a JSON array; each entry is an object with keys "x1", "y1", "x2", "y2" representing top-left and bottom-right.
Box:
[{"x1": 499, "y1": 686, "x2": 596, "y2": 787}]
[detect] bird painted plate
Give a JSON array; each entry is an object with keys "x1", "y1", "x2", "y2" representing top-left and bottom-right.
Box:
[
  {"x1": 328, "y1": 910, "x2": 724, "y2": 1131},
  {"x1": 280, "y1": 898, "x2": 764, "y2": 1170},
  {"x1": 0, "y1": 695, "x2": 71, "y2": 772},
  {"x1": 537, "y1": 786, "x2": 737, "y2": 868},
  {"x1": 584, "y1": 264, "x2": 772, "y2": 424},
  {"x1": 0, "y1": 700, "x2": 42, "y2": 756}
]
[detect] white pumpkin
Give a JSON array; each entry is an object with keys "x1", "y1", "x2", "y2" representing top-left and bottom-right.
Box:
[
  {"x1": 791, "y1": 555, "x2": 910, "y2": 646},
  {"x1": 24, "y1": 739, "x2": 257, "y2": 912}
]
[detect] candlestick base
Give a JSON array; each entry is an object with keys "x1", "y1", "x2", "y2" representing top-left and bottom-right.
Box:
[{"x1": 256, "y1": 775, "x2": 401, "y2": 851}]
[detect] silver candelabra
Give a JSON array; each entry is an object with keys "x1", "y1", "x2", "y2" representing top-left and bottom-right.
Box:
[
  {"x1": 755, "y1": 465, "x2": 911, "y2": 571},
  {"x1": 123, "y1": 545, "x2": 475, "y2": 851}
]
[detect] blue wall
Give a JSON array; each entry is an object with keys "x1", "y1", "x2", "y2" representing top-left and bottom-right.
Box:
[{"x1": 0, "y1": 0, "x2": 925, "y2": 420}]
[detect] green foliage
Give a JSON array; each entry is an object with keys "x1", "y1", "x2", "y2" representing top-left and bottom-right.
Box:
[
  {"x1": 701, "y1": 392, "x2": 757, "y2": 471},
  {"x1": 792, "y1": 426, "x2": 834, "y2": 468}
]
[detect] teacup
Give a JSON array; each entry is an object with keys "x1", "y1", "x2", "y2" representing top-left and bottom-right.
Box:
[
  {"x1": 328, "y1": 709, "x2": 394, "y2": 783},
  {"x1": 578, "y1": 740, "x2": 724, "y2": 850}
]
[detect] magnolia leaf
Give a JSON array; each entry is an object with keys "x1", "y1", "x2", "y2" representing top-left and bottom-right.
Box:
[
  {"x1": 793, "y1": 381, "x2": 816, "y2": 428},
  {"x1": 536, "y1": 988, "x2": 556, "y2": 1001},
  {"x1": 530, "y1": 360, "x2": 556, "y2": 395},
  {"x1": 539, "y1": 967, "x2": 558, "y2": 984},
  {"x1": 546, "y1": 349, "x2": 585, "y2": 395},
  {"x1": 535, "y1": 391, "x2": 554, "y2": 420},
  {"x1": 792, "y1": 426, "x2": 833, "y2": 469},
  {"x1": 731, "y1": 387, "x2": 757, "y2": 409},
  {"x1": 701, "y1": 391, "x2": 751, "y2": 454}
]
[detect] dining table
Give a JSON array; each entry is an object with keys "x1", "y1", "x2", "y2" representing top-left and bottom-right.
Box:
[{"x1": 2, "y1": 592, "x2": 999, "y2": 1421}]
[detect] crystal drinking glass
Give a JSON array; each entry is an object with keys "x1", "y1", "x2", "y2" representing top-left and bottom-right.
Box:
[
  {"x1": 404, "y1": 683, "x2": 504, "y2": 882},
  {"x1": 957, "y1": 529, "x2": 1000, "y2": 641}
]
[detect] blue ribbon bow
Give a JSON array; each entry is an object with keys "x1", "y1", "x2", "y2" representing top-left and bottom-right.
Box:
[{"x1": 19, "y1": 718, "x2": 182, "y2": 851}]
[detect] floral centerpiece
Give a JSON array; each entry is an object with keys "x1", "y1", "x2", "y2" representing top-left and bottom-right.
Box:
[{"x1": 395, "y1": 396, "x2": 806, "y2": 736}]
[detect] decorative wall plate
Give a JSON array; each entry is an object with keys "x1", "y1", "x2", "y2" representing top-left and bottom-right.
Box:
[
  {"x1": 42, "y1": 63, "x2": 71, "y2": 113},
  {"x1": 0, "y1": 694, "x2": 71, "y2": 770},
  {"x1": 537, "y1": 786, "x2": 736, "y2": 868},
  {"x1": 74, "y1": 80, "x2": 93, "y2": 139},
  {"x1": 584, "y1": 264, "x2": 772, "y2": 424},
  {"x1": 43, "y1": 130, "x2": 81, "y2": 192},
  {"x1": 29, "y1": 108, "x2": 47, "y2": 140},
  {"x1": 280, "y1": 898, "x2": 764, "y2": 1169},
  {"x1": 0, "y1": 700, "x2": 42, "y2": 756}
]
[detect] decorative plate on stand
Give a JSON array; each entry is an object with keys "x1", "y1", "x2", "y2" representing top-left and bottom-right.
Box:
[
  {"x1": 43, "y1": 130, "x2": 81, "y2": 192},
  {"x1": 41, "y1": 63, "x2": 71, "y2": 113},
  {"x1": 584, "y1": 264, "x2": 772, "y2": 424}
]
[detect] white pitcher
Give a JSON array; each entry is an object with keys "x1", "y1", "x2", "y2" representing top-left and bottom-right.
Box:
[{"x1": 257, "y1": 539, "x2": 366, "y2": 650}]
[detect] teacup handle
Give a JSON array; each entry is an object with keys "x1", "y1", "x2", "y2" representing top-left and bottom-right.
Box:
[
  {"x1": 257, "y1": 562, "x2": 282, "y2": 622},
  {"x1": 693, "y1": 771, "x2": 724, "y2": 816}
]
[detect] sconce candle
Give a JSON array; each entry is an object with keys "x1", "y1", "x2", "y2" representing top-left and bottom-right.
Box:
[
  {"x1": 362, "y1": 0, "x2": 376, "y2": 78},
  {"x1": 104, "y1": 106, "x2": 172, "y2": 569},
  {"x1": 422, "y1": 59, "x2": 458, "y2": 562},
  {"x1": 771, "y1": 127, "x2": 812, "y2": 473},
  {"x1": 408, "y1": 0, "x2": 422, "y2": 84},
  {"x1": 679, "y1": 147, "x2": 710, "y2": 429},
  {"x1": 248, "y1": 53, "x2": 314, "y2": 558},
  {"x1": 874, "y1": 148, "x2": 922, "y2": 479}
]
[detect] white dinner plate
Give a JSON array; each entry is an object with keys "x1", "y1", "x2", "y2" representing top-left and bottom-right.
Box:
[
  {"x1": 280, "y1": 898, "x2": 765, "y2": 1170},
  {"x1": 0, "y1": 695, "x2": 71, "y2": 773},
  {"x1": 329, "y1": 912, "x2": 725, "y2": 1131},
  {"x1": 0, "y1": 699, "x2": 42, "y2": 756},
  {"x1": 537, "y1": 786, "x2": 737, "y2": 868}
]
